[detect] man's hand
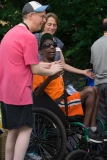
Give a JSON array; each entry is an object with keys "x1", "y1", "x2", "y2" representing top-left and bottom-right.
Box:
[
  {"x1": 50, "y1": 62, "x2": 63, "y2": 75},
  {"x1": 83, "y1": 69, "x2": 94, "y2": 79}
]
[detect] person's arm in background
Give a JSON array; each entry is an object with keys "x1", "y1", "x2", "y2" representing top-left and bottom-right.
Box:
[
  {"x1": 55, "y1": 37, "x2": 94, "y2": 79},
  {"x1": 59, "y1": 49, "x2": 94, "y2": 79}
]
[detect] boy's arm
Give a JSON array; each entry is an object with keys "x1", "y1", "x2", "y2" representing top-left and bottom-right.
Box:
[{"x1": 34, "y1": 72, "x2": 62, "y2": 96}]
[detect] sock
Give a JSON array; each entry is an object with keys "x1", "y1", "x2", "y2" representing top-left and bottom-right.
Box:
[{"x1": 90, "y1": 126, "x2": 97, "y2": 132}]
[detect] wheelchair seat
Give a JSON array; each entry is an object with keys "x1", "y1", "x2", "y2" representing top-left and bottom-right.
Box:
[{"x1": 33, "y1": 92, "x2": 84, "y2": 124}]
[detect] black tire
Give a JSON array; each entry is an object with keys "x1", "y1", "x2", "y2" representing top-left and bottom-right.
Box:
[
  {"x1": 28, "y1": 107, "x2": 66, "y2": 160},
  {"x1": 65, "y1": 150, "x2": 92, "y2": 160}
]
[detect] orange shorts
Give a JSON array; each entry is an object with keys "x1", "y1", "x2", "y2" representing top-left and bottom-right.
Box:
[{"x1": 58, "y1": 92, "x2": 84, "y2": 116}]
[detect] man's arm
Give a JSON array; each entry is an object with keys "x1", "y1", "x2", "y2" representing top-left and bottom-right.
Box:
[{"x1": 30, "y1": 62, "x2": 63, "y2": 76}]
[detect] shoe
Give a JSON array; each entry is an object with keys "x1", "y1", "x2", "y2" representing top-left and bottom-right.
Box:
[
  {"x1": 25, "y1": 152, "x2": 42, "y2": 160},
  {"x1": 88, "y1": 129, "x2": 103, "y2": 143}
]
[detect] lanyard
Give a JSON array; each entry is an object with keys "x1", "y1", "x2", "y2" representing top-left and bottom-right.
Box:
[{"x1": 22, "y1": 22, "x2": 29, "y2": 30}]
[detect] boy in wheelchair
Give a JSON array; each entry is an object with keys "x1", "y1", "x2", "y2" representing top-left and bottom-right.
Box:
[{"x1": 33, "y1": 33, "x2": 107, "y2": 144}]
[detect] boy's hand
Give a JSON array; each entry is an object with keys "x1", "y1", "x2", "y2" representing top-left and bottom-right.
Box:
[{"x1": 48, "y1": 71, "x2": 63, "y2": 81}]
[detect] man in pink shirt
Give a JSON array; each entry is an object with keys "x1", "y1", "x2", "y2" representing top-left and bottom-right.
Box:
[{"x1": 0, "y1": 1, "x2": 63, "y2": 160}]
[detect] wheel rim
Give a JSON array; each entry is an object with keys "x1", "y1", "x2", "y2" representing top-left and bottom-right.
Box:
[
  {"x1": 28, "y1": 112, "x2": 62, "y2": 159},
  {"x1": 71, "y1": 153, "x2": 90, "y2": 160},
  {"x1": 66, "y1": 150, "x2": 92, "y2": 160}
]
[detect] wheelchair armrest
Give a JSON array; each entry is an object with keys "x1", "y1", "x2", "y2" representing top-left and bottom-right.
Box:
[{"x1": 68, "y1": 115, "x2": 84, "y2": 123}]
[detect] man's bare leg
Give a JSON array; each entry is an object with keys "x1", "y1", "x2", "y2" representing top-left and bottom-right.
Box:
[
  {"x1": 5, "y1": 126, "x2": 32, "y2": 160},
  {"x1": 80, "y1": 87, "x2": 103, "y2": 143},
  {"x1": 90, "y1": 86, "x2": 100, "y2": 126},
  {"x1": 80, "y1": 87, "x2": 96, "y2": 126},
  {"x1": 13, "y1": 126, "x2": 32, "y2": 160},
  {"x1": 5, "y1": 129, "x2": 19, "y2": 160}
]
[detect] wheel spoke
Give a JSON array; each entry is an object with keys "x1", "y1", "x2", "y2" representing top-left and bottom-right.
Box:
[{"x1": 28, "y1": 110, "x2": 66, "y2": 159}]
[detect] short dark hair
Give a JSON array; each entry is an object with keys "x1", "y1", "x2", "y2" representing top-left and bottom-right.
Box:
[{"x1": 102, "y1": 18, "x2": 107, "y2": 32}]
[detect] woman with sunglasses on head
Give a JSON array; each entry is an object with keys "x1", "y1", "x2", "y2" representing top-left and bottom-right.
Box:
[{"x1": 34, "y1": 12, "x2": 93, "y2": 79}]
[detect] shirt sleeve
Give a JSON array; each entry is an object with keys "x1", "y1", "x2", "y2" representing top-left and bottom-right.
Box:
[
  {"x1": 90, "y1": 47, "x2": 93, "y2": 64},
  {"x1": 23, "y1": 37, "x2": 39, "y2": 65},
  {"x1": 33, "y1": 75, "x2": 45, "y2": 91},
  {"x1": 54, "y1": 37, "x2": 64, "y2": 49}
]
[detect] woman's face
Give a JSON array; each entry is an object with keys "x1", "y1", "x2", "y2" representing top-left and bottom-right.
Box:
[{"x1": 43, "y1": 17, "x2": 57, "y2": 35}]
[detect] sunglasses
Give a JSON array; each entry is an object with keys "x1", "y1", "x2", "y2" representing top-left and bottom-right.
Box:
[{"x1": 40, "y1": 42, "x2": 57, "y2": 49}]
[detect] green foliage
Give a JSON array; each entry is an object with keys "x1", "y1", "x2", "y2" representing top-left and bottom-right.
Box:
[
  {"x1": 47, "y1": 0, "x2": 107, "y2": 68},
  {"x1": 0, "y1": 0, "x2": 46, "y2": 40},
  {"x1": 0, "y1": 0, "x2": 28, "y2": 40},
  {"x1": 1, "y1": 0, "x2": 107, "y2": 68}
]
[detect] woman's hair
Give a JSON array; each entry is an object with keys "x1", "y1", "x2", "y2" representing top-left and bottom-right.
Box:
[{"x1": 42, "y1": 12, "x2": 60, "y2": 31}]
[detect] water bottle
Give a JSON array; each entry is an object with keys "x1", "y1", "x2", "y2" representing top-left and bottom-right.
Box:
[{"x1": 66, "y1": 84, "x2": 77, "y2": 95}]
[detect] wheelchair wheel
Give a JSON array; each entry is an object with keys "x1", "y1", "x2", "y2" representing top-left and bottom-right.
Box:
[
  {"x1": 28, "y1": 107, "x2": 66, "y2": 160},
  {"x1": 65, "y1": 150, "x2": 92, "y2": 160}
]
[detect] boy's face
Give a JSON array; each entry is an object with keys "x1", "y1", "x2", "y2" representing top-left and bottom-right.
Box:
[{"x1": 40, "y1": 39, "x2": 56, "y2": 61}]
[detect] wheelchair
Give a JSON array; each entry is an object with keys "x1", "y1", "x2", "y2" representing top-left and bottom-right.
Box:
[
  {"x1": 65, "y1": 150, "x2": 92, "y2": 160},
  {"x1": 27, "y1": 92, "x2": 107, "y2": 160}
]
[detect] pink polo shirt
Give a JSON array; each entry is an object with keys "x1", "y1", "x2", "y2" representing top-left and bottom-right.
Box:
[{"x1": 0, "y1": 25, "x2": 39, "y2": 105}]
